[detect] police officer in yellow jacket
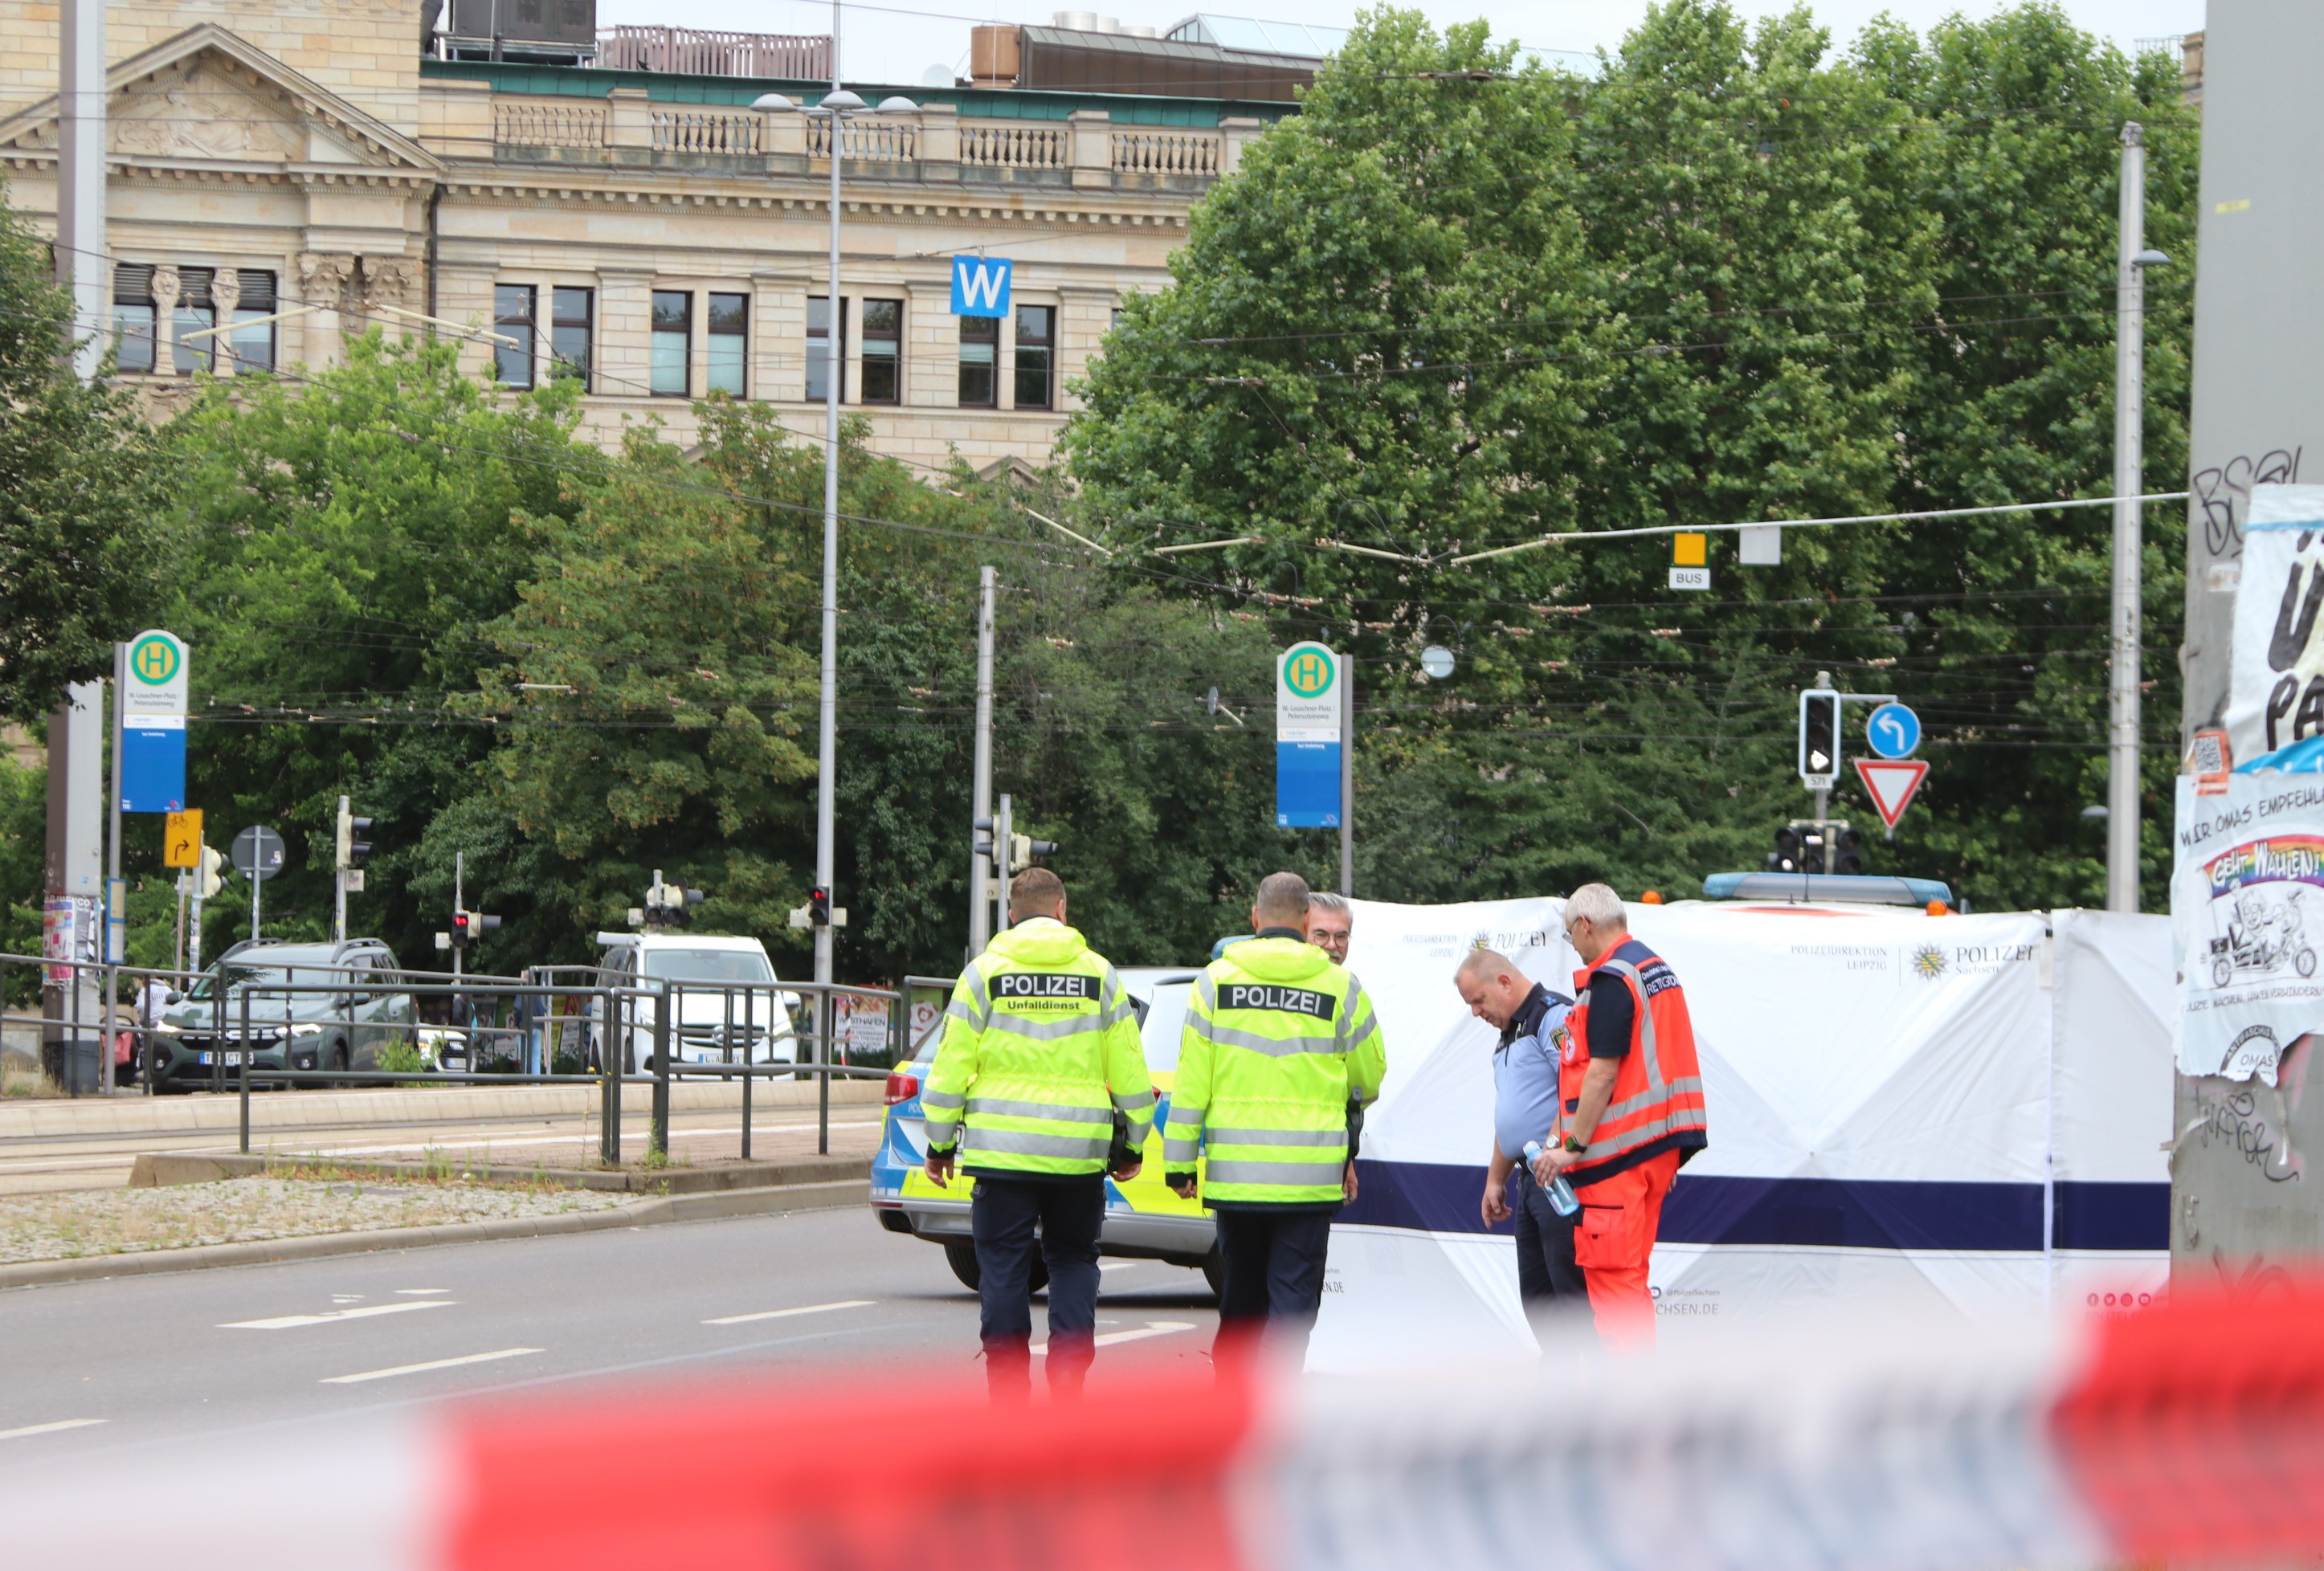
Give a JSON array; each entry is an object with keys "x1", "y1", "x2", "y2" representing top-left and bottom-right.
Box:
[
  {"x1": 1166, "y1": 871, "x2": 1386, "y2": 1361},
  {"x1": 922, "y1": 868, "x2": 1152, "y2": 1399}
]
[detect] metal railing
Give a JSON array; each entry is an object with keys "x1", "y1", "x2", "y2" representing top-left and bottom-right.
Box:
[
  {"x1": 598, "y1": 26, "x2": 831, "y2": 80},
  {"x1": 1, "y1": 953, "x2": 909, "y2": 1171}
]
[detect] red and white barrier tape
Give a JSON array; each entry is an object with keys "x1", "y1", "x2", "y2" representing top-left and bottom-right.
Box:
[{"x1": 12, "y1": 1279, "x2": 2324, "y2": 1569}]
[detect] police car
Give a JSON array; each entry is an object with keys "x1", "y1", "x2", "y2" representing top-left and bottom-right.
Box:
[{"x1": 870, "y1": 967, "x2": 1223, "y2": 1296}]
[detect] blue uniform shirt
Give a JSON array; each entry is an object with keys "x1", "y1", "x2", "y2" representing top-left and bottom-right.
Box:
[{"x1": 1491, "y1": 983, "x2": 1573, "y2": 1161}]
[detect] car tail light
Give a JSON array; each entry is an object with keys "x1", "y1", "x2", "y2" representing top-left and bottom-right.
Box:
[{"x1": 885, "y1": 1071, "x2": 920, "y2": 1105}]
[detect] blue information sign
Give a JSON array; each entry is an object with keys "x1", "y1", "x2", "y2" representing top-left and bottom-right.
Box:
[
  {"x1": 1865, "y1": 701, "x2": 1921, "y2": 760},
  {"x1": 120, "y1": 718, "x2": 186, "y2": 812},
  {"x1": 1276, "y1": 742, "x2": 1341, "y2": 828},
  {"x1": 950, "y1": 256, "x2": 1011, "y2": 317}
]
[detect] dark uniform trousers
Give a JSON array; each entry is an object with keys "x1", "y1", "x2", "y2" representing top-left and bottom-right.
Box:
[
  {"x1": 970, "y1": 1173, "x2": 1104, "y2": 1397},
  {"x1": 1214, "y1": 1207, "x2": 1334, "y2": 1361},
  {"x1": 1512, "y1": 1166, "x2": 1591, "y2": 1332}
]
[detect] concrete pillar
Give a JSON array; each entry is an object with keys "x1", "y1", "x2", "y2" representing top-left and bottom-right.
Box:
[{"x1": 1068, "y1": 109, "x2": 1111, "y2": 190}]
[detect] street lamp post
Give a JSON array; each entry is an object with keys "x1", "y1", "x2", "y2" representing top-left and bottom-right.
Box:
[
  {"x1": 753, "y1": 54, "x2": 915, "y2": 1024},
  {"x1": 2107, "y1": 120, "x2": 2169, "y2": 915}
]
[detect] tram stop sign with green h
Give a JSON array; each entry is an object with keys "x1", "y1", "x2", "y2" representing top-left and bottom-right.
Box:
[
  {"x1": 1276, "y1": 642, "x2": 1342, "y2": 828},
  {"x1": 120, "y1": 629, "x2": 190, "y2": 813}
]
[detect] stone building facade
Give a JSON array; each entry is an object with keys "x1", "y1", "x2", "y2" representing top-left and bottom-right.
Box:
[{"x1": 0, "y1": 0, "x2": 1277, "y2": 469}]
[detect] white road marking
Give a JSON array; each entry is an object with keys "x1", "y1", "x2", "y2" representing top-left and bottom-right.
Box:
[
  {"x1": 1097, "y1": 1262, "x2": 1144, "y2": 1271},
  {"x1": 1031, "y1": 1320, "x2": 1197, "y2": 1355},
  {"x1": 321, "y1": 1348, "x2": 542, "y2": 1385},
  {"x1": 223, "y1": 1300, "x2": 455, "y2": 1331},
  {"x1": 193, "y1": 1121, "x2": 884, "y2": 1161},
  {"x1": 0, "y1": 1418, "x2": 106, "y2": 1442},
  {"x1": 394, "y1": 1288, "x2": 450, "y2": 1296},
  {"x1": 702, "y1": 1299, "x2": 874, "y2": 1326}
]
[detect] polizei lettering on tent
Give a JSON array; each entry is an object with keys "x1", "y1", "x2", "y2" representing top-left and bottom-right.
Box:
[
  {"x1": 1220, "y1": 984, "x2": 1334, "y2": 1019},
  {"x1": 994, "y1": 973, "x2": 1099, "y2": 1001}
]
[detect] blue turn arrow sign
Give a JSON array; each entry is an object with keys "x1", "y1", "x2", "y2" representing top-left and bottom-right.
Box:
[{"x1": 1866, "y1": 701, "x2": 1921, "y2": 759}]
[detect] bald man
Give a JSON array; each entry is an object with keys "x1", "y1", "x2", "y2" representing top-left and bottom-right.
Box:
[{"x1": 1456, "y1": 947, "x2": 1589, "y2": 1332}]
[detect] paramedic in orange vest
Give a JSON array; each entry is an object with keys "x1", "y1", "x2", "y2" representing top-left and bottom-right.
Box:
[{"x1": 1530, "y1": 883, "x2": 1709, "y2": 1345}]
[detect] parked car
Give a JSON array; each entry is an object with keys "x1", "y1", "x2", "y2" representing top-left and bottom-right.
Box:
[
  {"x1": 870, "y1": 968, "x2": 1222, "y2": 1296},
  {"x1": 149, "y1": 939, "x2": 418, "y2": 1090},
  {"x1": 585, "y1": 932, "x2": 798, "y2": 1073}
]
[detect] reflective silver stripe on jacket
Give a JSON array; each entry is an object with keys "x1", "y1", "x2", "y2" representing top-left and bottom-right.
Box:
[
  {"x1": 1163, "y1": 1138, "x2": 1203, "y2": 1164},
  {"x1": 1581, "y1": 955, "x2": 1705, "y2": 1159},
  {"x1": 1207, "y1": 1126, "x2": 1346, "y2": 1147},
  {"x1": 1601, "y1": 1075, "x2": 1705, "y2": 1122},
  {"x1": 965, "y1": 1096, "x2": 1110, "y2": 1124},
  {"x1": 1111, "y1": 1090, "x2": 1157, "y2": 1115},
  {"x1": 978, "y1": 1010, "x2": 1104, "y2": 1042},
  {"x1": 1186, "y1": 1016, "x2": 1343, "y2": 1059},
  {"x1": 1203, "y1": 1158, "x2": 1347, "y2": 1187},
  {"x1": 963, "y1": 1128, "x2": 1109, "y2": 1161},
  {"x1": 919, "y1": 1088, "x2": 966, "y2": 1112}
]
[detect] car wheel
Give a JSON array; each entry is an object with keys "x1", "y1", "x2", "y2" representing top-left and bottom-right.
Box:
[
  {"x1": 943, "y1": 1241, "x2": 980, "y2": 1291},
  {"x1": 1200, "y1": 1248, "x2": 1225, "y2": 1301},
  {"x1": 940, "y1": 1243, "x2": 1048, "y2": 1293},
  {"x1": 330, "y1": 1042, "x2": 350, "y2": 1087}
]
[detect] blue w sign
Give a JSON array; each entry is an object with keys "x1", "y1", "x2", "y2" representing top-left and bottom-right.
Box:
[{"x1": 950, "y1": 256, "x2": 1011, "y2": 317}]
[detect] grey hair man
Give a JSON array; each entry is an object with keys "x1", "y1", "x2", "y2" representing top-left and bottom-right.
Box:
[
  {"x1": 1304, "y1": 891, "x2": 1353, "y2": 966},
  {"x1": 1455, "y1": 946, "x2": 1589, "y2": 1332}
]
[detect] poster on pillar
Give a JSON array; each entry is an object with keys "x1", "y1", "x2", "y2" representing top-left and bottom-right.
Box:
[
  {"x1": 2171, "y1": 770, "x2": 2324, "y2": 1084},
  {"x1": 1276, "y1": 642, "x2": 1342, "y2": 827},
  {"x1": 2225, "y1": 484, "x2": 2324, "y2": 772},
  {"x1": 119, "y1": 630, "x2": 190, "y2": 812}
]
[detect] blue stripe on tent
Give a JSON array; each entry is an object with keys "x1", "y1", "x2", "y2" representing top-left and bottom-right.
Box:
[{"x1": 1342, "y1": 1161, "x2": 2166, "y2": 1252}]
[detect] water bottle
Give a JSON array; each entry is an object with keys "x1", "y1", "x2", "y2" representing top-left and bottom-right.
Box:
[{"x1": 1522, "y1": 1141, "x2": 1583, "y2": 1217}]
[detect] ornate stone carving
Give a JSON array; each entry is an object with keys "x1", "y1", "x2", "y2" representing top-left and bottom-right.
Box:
[
  {"x1": 296, "y1": 252, "x2": 357, "y2": 302},
  {"x1": 112, "y1": 64, "x2": 302, "y2": 162},
  {"x1": 148, "y1": 265, "x2": 182, "y2": 320},
  {"x1": 361, "y1": 258, "x2": 419, "y2": 315}
]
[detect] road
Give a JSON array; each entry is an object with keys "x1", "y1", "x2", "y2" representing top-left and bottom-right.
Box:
[{"x1": 0, "y1": 1203, "x2": 1220, "y2": 1474}]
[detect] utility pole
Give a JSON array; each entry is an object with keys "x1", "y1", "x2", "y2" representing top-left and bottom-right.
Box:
[
  {"x1": 2108, "y1": 122, "x2": 2160, "y2": 914},
  {"x1": 452, "y1": 850, "x2": 464, "y2": 985},
  {"x1": 333, "y1": 794, "x2": 349, "y2": 944},
  {"x1": 968, "y1": 565, "x2": 995, "y2": 955},
  {"x1": 100, "y1": 643, "x2": 124, "y2": 1096},
  {"x1": 811, "y1": 0, "x2": 843, "y2": 1032},
  {"x1": 1338, "y1": 655, "x2": 1354, "y2": 897},
  {"x1": 55, "y1": 0, "x2": 104, "y2": 380}
]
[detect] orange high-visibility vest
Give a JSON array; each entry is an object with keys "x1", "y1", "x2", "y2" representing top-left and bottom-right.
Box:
[{"x1": 1561, "y1": 937, "x2": 1709, "y2": 1186}]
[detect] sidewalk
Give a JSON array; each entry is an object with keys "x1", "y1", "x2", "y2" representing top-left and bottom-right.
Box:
[{"x1": 0, "y1": 1076, "x2": 883, "y2": 1140}]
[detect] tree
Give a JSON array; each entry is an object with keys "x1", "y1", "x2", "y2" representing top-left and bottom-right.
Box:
[
  {"x1": 165, "y1": 333, "x2": 593, "y2": 962},
  {"x1": 0, "y1": 184, "x2": 175, "y2": 722},
  {"x1": 1067, "y1": 2, "x2": 2195, "y2": 911}
]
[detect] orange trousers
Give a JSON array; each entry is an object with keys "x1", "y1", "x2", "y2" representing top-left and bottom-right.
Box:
[{"x1": 1573, "y1": 1149, "x2": 1680, "y2": 1347}]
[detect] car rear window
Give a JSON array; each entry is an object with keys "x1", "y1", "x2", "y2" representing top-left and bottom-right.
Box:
[{"x1": 1139, "y1": 982, "x2": 1192, "y2": 1074}]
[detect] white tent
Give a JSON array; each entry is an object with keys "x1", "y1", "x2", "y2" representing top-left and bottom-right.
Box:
[{"x1": 1309, "y1": 898, "x2": 2172, "y2": 1372}]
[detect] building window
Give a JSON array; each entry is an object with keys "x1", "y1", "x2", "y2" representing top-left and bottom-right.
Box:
[
  {"x1": 651, "y1": 290, "x2": 692, "y2": 397},
  {"x1": 228, "y1": 270, "x2": 276, "y2": 375},
  {"x1": 550, "y1": 286, "x2": 593, "y2": 390},
  {"x1": 807, "y1": 296, "x2": 845, "y2": 403},
  {"x1": 1014, "y1": 304, "x2": 1054, "y2": 410},
  {"x1": 112, "y1": 265, "x2": 157, "y2": 374},
  {"x1": 172, "y1": 267, "x2": 215, "y2": 375},
  {"x1": 958, "y1": 314, "x2": 997, "y2": 408},
  {"x1": 706, "y1": 292, "x2": 748, "y2": 397},
  {"x1": 860, "y1": 299, "x2": 901, "y2": 405},
  {"x1": 494, "y1": 284, "x2": 537, "y2": 388}
]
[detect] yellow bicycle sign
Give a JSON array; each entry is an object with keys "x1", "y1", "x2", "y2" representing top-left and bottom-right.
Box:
[{"x1": 130, "y1": 634, "x2": 181, "y2": 686}]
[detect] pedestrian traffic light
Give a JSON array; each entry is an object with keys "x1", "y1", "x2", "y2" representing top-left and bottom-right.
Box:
[
  {"x1": 808, "y1": 886, "x2": 831, "y2": 927},
  {"x1": 1799, "y1": 688, "x2": 1841, "y2": 786},
  {"x1": 194, "y1": 844, "x2": 227, "y2": 900},
  {"x1": 334, "y1": 800, "x2": 374, "y2": 872},
  {"x1": 449, "y1": 909, "x2": 501, "y2": 950}
]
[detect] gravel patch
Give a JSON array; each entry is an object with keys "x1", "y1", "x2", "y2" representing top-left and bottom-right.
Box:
[{"x1": 0, "y1": 1174, "x2": 634, "y2": 1263}]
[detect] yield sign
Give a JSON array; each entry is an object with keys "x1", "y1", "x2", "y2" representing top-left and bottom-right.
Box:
[{"x1": 1853, "y1": 757, "x2": 1929, "y2": 829}]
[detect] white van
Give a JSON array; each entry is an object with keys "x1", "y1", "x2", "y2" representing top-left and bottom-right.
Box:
[{"x1": 590, "y1": 932, "x2": 798, "y2": 1073}]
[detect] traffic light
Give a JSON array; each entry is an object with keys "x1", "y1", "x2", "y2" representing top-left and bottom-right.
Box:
[
  {"x1": 449, "y1": 908, "x2": 501, "y2": 950},
  {"x1": 639, "y1": 871, "x2": 705, "y2": 928},
  {"x1": 1832, "y1": 825, "x2": 1864, "y2": 876},
  {"x1": 194, "y1": 844, "x2": 227, "y2": 900},
  {"x1": 1799, "y1": 688, "x2": 1840, "y2": 786},
  {"x1": 1770, "y1": 825, "x2": 1806, "y2": 874},
  {"x1": 808, "y1": 886, "x2": 831, "y2": 928},
  {"x1": 1008, "y1": 833, "x2": 1057, "y2": 874},
  {"x1": 973, "y1": 817, "x2": 999, "y2": 878},
  {"x1": 334, "y1": 800, "x2": 374, "y2": 873}
]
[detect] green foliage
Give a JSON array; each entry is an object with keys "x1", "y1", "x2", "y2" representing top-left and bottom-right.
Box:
[
  {"x1": 1068, "y1": 0, "x2": 2195, "y2": 911},
  {"x1": 0, "y1": 187, "x2": 176, "y2": 724}
]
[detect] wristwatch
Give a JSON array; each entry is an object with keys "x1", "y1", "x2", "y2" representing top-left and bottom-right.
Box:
[{"x1": 1562, "y1": 1134, "x2": 1587, "y2": 1154}]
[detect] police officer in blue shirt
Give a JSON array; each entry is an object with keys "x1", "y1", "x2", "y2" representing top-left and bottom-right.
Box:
[{"x1": 1455, "y1": 948, "x2": 1589, "y2": 1328}]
